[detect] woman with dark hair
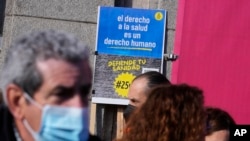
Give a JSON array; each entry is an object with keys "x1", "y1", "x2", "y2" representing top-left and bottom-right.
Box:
[
  {"x1": 117, "y1": 84, "x2": 206, "y2": 141},
  {"x1": 205, "y1": 107, "x2": 236, "y2": 141}
]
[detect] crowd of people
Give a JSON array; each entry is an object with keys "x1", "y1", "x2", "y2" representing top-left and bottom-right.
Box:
[
  {"x1": 0, "y1": 29, "x2": 235, "y2": 141},
  {"x1": 120, "y1": 72, "x2": 235, "y2": 141}
]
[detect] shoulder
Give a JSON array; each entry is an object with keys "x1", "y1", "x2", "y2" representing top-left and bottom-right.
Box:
[{"x1": 88, "y1": 134, "x2": 102, "y2": 141}]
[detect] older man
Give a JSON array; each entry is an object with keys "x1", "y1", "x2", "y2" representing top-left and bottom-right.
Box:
[{"x1": 0, "y1": 30, "x2": 100, "y2": 141}]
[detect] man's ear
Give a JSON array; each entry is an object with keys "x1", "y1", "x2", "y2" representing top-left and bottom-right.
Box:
[{"x1": 6, "y1": 84, "x2": 26, "y2": 120}]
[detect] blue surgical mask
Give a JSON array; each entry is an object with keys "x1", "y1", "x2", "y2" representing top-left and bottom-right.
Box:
[{"x1": 23, "y1": 93, "x2": 89, "y2": 141}]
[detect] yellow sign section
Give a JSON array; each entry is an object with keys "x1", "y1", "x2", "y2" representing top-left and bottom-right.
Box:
[
  {"x1": 108, "y1": 59, "x2": 147, "y2": 71},
  {"x1": 155, "y1": 12, "x2": 163, "y2": 21},
  {"x1": 114, "y1": 72, "x2": 136, "y2": 97}
]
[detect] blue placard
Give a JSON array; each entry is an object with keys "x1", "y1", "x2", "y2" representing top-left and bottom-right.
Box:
[{"x1": 96, "y1": 6, "x2": 167, "y2": 59}]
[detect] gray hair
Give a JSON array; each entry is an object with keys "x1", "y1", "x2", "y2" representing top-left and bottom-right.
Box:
[{"x1": 0, "y1": 29, "x2": 90, "y2": 105}]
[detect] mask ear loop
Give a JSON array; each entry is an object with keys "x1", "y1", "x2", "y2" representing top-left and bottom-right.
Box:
[
  {"x1": 22, "y1": 93, "x2": 43, "y2": 140},
  {"x1": 23, "y1": 119, "x2": 39, "y2": 138},
  {"x1": 23, "y1": 93, "x2": 43, "y2": 109}
]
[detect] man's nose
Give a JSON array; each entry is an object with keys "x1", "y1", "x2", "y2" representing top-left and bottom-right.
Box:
[{"x1": 62, "y1": 93, "x2": 88, "y2": 108}]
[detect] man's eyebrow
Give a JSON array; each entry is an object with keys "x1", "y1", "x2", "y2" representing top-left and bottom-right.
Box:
[
  {"x1": 130, "y1": 98, "x2": 139, "y2": 103},
  {"x1": 46, "y1": 85, "x2": 75, "y2": 98}
]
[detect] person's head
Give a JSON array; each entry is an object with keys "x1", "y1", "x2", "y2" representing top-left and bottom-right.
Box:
[
  {"x1": 124, "y1": 71, "x2": 170, "y2": 121},
  {"x1": 205, "y1": 107, "x2": 236, "y2": 141},
  {"x1": 127, "y1": 71, "x2": 170, "y2": 107},
  {"x1": 0, "y1": 29, "x2": 92, "y2": 141},
  {"x1": 121, "y1": 84, "x2": 206, "y2": 141}
]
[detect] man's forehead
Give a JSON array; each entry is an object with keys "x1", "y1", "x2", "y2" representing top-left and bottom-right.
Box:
[
  {"x1": 129, "y1": 79, "x2": 148, "y2": 97},
  {"x1": 33, "y1": 59, "x2": 92, "y2": 99},
  {"x1": 37, "y1": 59, "x2": 91, "y2": 82},
  {"x1": 37, "y1": 58, "x2": 90, "y2": 71},
  {"x1": 131, "y1": 77, "x2": 148, "y2": 89}
]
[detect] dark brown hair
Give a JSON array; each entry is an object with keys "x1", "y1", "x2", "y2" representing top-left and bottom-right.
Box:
[
  {"x1": 119, "y1": 84, "x2": 206, "y2": 141},
  {"x1": 206, "y1": 107, "x2": 236, "y2": 136}
]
